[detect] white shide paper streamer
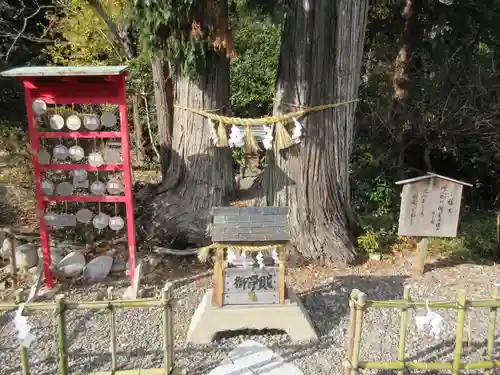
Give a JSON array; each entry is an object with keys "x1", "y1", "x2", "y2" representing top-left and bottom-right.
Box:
[
  {"x1": 415, "y1": 300, "x2": 443, "y2": 336},
  {"x1": 262, "y1": 125, "x2": 274, "y2": 150},
  {"x1": 229, "y1": 125, "x2": 245, "y2": 148},
  {"x1": 209, "y1": 119, "x2": 218, "y2": 146},
  {"x1": 256, "y1": 252, "x2": 265, "y2": 269},
  {"x1": 291, "y1": 118, "x2": 303, "y2": 144}
]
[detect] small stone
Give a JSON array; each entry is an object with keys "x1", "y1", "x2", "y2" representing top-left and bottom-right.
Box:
[
  {"x1": 34, "y1": 285, "x2": 60, "y2": 301},
  {"x1": 111, "y1": 257, "x2": 127, "y2": 273},
  {"x1": 1, "y1": 238, "x2": 20, "y2": 259},
  {"x1": 15, "y1": 243, "x2": 39, "y2": 269},
  {"x1": 57, "y1": 251, "x2": 86, "y2": 277},
  {"x1": 83, "y1": 255, "x2": 113, "y2": 281}
]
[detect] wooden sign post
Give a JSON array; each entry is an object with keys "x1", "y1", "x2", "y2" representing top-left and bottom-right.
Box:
[{"x1": 396, "y1": 173, "x2": 472, "y2": 275}]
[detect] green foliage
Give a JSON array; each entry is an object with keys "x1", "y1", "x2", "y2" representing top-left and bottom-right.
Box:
[
  {"x1": 349, "y1": 1, "x2": 500, "y2": 261},
  {"x1": 44, "y1": 0, "x2": 128, "y2": 66},
  {"x1": 132, "y1": 0, "x2": 214, "y2": 78},
  {"x1": 429, "y1": 210, "x2": 498, "y2": 261},
  {"x1": 357, "y1": 229, "x2": 380, "y2": 253},
  {"x1": 230, "y1": 18, "x2": 280, "y2": 116}
]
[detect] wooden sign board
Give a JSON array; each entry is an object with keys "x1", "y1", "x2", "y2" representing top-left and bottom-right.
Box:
[
  {"x1": 223, "y1": 267, "x2": 280, "y2": 305},
  {"x1": 397, "y1": 175, "x2": 470, "y2": 238}
]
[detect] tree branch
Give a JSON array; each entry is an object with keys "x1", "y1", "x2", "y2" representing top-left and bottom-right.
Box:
[
  {"x1": 86, "y1": 0, "x2": 136, "y2": 60},
  {"x1": 3, "y1": 0, "x2": 60, "y2": 62},
  {"x1": 0, "y1": 32, "x2": 55, "y2": 43}
]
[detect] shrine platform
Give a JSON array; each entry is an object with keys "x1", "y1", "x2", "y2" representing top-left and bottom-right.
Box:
[{"x1": 186, "y1": 287, "x2": 318, "y2": 345}]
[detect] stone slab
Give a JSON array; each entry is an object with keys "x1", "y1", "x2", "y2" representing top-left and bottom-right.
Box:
[
  {"x1": 186, "y1": 287, "x2": 318, "y2": 345},
  {"x1": 209, "y1": 340, "x2": 304, "y2": 375}
]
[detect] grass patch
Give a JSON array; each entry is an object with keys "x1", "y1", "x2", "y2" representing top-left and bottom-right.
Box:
[
  {"x1": 427, "y1": 210, "x2": 498, "y2": 262},
  {"x1": 357, "y1": 209, "x2": 499, "y2": 263}
]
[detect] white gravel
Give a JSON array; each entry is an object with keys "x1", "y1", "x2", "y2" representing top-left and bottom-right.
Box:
[{"x1": 0, "y1": 260, "x2": 498, "y2": 375}]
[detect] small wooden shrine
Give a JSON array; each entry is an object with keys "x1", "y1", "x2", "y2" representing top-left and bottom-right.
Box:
[
  {"x1": 187, "y1": 205, "x2": 318, "y2": 344},
  {"x1": 210, "y1": 206, "x2": 290, "y2": 307}
]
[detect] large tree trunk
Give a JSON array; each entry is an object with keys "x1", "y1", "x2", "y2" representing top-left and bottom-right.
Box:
[
  {"x1": 263, "y1": 0, "x2": 369, "y2": 263},
  {"x1": 137, "y1": 54, "x2": 235, "y2": 248},
  {"x1": 152, "y1": 57, "x2": 174, "y2": 178}
]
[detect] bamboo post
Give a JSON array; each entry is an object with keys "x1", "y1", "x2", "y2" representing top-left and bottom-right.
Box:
[
  {"x1": 55, "y1": 295, "x2": 69, "y2": 375},
  {"x1": 452, "y1": 290, "x2": 467, "y2": 375},
  {"x1": 16, "y1": 289, "x2": 30, "y2": 375},
  {"x1": 212, "y1": 247, "x2": 224, "y2": 306},
  {"x1": 278, "y1": 245, "x2": 286, "y2": 304},
  {"x1": 6, "y1": 228, "x2": 18, "y2": 290},
  {"x1": 162, "y1": 282, "x2": 174, "y2": 375},
  {"x1": 396, "y1": 286, "x2": 411, "y2": 375},
  {"x1": 345, "y1": 289, "x2": 360, "y2": 375},
  {"x1": 416, "y1": 238, "x2": 429, "y2": 276},
  {"x1": 350, "y1": 291, "x2": 367, "y2": 375},
  {"x1": 107, "y1": 287, "x2": 118, "y2": 372},
  {"x1": 485, "y1": 284, "x2": 499, "y2": 375}
]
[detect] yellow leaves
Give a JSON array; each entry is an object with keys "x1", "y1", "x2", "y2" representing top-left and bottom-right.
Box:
[{"x1": 44, "y1": 0, "x2": 129, "y2": 66}]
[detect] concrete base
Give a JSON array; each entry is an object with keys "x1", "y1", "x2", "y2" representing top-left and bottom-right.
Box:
[{"x1": 186, "y1": 287, "x2": 318, "y2": 344}]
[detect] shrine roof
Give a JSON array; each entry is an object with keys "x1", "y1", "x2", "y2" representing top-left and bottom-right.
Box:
[
  {"x1": 211, "y1": 206, "x2": 291, "y2": 243},
  {"x1": 0, "y1": 65, "x2": 128, "y2": 77},
  {"x1": 395, "y1": 172, "x2": 472, "y2": 187}
]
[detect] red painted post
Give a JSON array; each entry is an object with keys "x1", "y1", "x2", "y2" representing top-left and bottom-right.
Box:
[
  {"x1": 118, "y1": 75, "x2": 136, "y2": 281},
  {"x1": 23, "y1": 82, "x2": 54, "y2": 288}
]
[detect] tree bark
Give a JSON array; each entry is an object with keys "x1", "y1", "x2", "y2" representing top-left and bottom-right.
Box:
[
  {"x1": 151, "y1": 57, "x2": 173, "y2": 177},
  {"x1": 138, "y1": 53, "x2": 235, "y2": 247},
  {"x1": 131, "y1": 95, "x2": 145, "y2": 167},
  {"x1": 263, "y1": 0, "x2": 369, "y2": 264}
]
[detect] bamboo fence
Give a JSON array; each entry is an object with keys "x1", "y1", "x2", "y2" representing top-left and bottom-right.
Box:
[
  {"x1": 0, "y1": 282, "x2": 178, "y2": 375},
  {"x1": 344, "y1": 285, "x2": 500, "y2": 375}
]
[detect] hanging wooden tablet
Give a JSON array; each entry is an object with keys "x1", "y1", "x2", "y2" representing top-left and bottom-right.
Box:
[
  {"x1": 49, "y1": 114, "x2": 64, "y2": 130},
  {"x1": 93, "y1": 213, "x2": 109, "y2": 233},
  {"x1": 72, "y1": 169, "x2": 89, "y2": 189},
  {"x1": 44, "y1": 212, "x2": 59, "y2": 228},
  {"x1": 66, "y1": 115, "x2": 82, "y2": 131},
  {"x1": 83, "y1": 115, "x2": 100, "y2": 131},
  {"x1": 88, "y1": 152, "x2": 104, "y2": 167},
  {"x1": 90, "y1": 180, "x2": 106, "y2": 196},
  {"x1": 58, "y1": 213, "x2": 77, "y2": 227},
  {"x1": 55, "y1": 182, "x2": 73, "y2": 196},
  {"x1": 76, "y1": 208, "x2": 93, "y2": 224},
  {"x1": 103, "y1": 145, "x2": 122, "y2": 164},
  {"x1": 41, "y1": 180, "x2": 55, "y2": 196},
  {"x1": 106, "y1": 179, "x2": 124, "y2": 195},
  {"x1": 37, "y1": 149, "x2": 51, "y2": 165},
  {"x1": 69, "y1": 145, "x2": 85, "y2": 161},
  {"x1": 32, "y1": 99, "x2": 47, "y2": 116},
  {"x1": 101, "y1": 112, "x2": 117, "y2": 128},
  {"x1": 53, "y1": 144, "x2": 69, "y2": 161},
  {"x1": 109, "y1": 216, "x2": 124, "y2": 231}
]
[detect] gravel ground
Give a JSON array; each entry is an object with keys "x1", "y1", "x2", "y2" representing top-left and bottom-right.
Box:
[{"x1": 0, "y1": 254, "x2": 499, "y2": 375}]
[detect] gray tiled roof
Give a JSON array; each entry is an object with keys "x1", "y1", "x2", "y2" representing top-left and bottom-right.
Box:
[{"x1": 211, "y1": 207, "x2": 291, "y2": 243}]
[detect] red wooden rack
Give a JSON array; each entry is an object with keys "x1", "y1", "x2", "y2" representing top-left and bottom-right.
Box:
[{"x1": 0, "y1": 66, "x2": 137, "y2": 288}]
